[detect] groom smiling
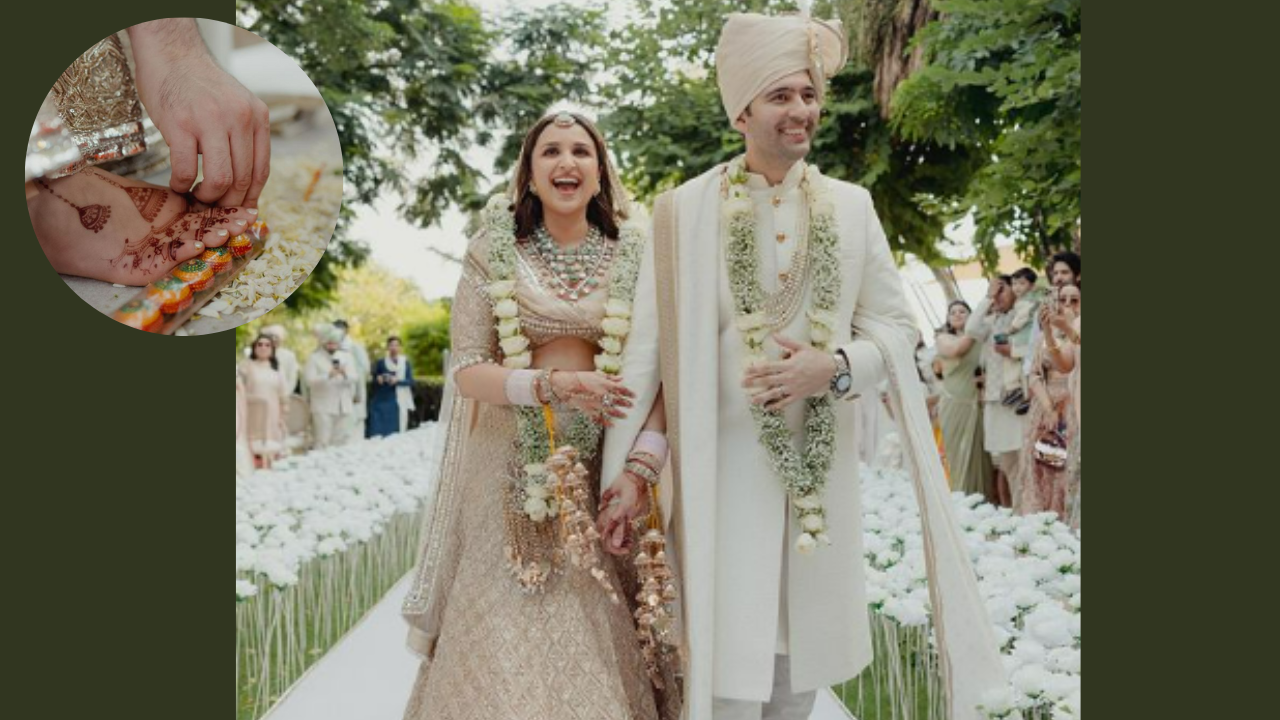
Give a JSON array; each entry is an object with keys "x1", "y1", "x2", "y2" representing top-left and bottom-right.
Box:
[{"x1": 602, "y1": 9, "x2": 1012, "y2": 720}]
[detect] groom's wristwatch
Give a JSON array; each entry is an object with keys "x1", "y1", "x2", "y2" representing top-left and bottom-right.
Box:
[{"x1": 830, "y1": 349, "x2": 853, "y2": 399}]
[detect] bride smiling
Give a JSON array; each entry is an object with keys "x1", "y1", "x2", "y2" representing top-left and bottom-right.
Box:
[{"x1": 400, "y1": 111, "x2": 679, "y2": 720}]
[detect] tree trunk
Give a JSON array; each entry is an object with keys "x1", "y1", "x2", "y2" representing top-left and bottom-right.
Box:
[{"x1": 929, "y1": 264, "x2": 960, "y2": 304}]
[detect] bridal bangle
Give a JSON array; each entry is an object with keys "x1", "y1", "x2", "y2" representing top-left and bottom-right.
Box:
[
  {"x1": 633, "y1": 430, "x2": 669, "y2": 461},
  {"x1": 504, "y1": 369, "x2": 539, "y2": 406}
]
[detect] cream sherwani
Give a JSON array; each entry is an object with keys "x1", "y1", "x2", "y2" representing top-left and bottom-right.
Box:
[{"x1": 603, "y1": 162, "x2": 918, "y2": 718}]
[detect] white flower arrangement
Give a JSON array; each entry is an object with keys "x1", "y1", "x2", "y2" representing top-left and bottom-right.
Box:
[
  {"x1": 858, "y1": 460, "x2": 1082, "y2": 719},
  {"x1": 482, "y1": 194, "x2": 648, "y2": 522},
  {"x1": 235, "y1": 427, "x2": 439, "y2": 595},
  {"x1": 721, "y1": 156, "x2": 842, "y2": 555}
]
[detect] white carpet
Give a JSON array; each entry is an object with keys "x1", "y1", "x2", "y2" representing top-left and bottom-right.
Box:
[{"x1": 264, "y1": 574, "x2": 855, "y2": 720}]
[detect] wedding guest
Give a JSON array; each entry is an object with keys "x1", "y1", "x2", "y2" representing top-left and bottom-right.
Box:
[
  {"x1": 369, "y1": 336, "x2": 417, "y2": 437},
  {"x1": 966, "y1": 276, "x2": 1023, "y2": 508},
  {"x1": 1016, "y1": 283, "x2": 1079, "y2": 518},
  {"x1": 1002, "y1": 267, "x2": 1042, "y2": 411},
  {"x1": 261, "y1": 324, "x2": 299, "y2": 395},
  {"x1": 305, "y1": 327, "x2": 357, "y2": 449},
  {"x1": 238, "y1": 334, "x2": 289, "y2": 467},
  {"x1": 934, "y1": 300, "x2": 994, "y2": 499},
  {"x1": 334, "y1": 319, "x2": 370, "y2": 441}
]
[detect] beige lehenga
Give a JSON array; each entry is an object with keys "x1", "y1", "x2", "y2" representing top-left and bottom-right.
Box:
[{"x1": 401, "y1": 227, "x2": 680, "y2": 720}]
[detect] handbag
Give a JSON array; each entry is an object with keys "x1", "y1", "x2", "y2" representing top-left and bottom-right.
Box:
[{"x1": 1033, "y1": 427, "x2": 1070, "y2": 469}]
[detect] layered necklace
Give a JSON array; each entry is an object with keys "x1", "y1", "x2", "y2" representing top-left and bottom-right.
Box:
[
  {"x1": 528, "y1": 223, "x2": 613, "y2": 302},
  {"x1": 722, "y1": 155, "x2": 843, "y2": 555},
  {"x1": 483, "y1": 194, "x2": 646, "y2": 590}
]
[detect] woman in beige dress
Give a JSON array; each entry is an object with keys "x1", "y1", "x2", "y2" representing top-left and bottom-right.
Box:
[
  {"x1": 400, "y1": 113, "x2": 679, "y2": 720},
  {"x1": 933, "y1": 300, "x2": 994, "y2": 499},
  {"x1": 238, "y1": 335, "x2": 289, "y2": 468},
  {"x1": 1017, "y1": 284, "x2": 1079, "y2": 518}
]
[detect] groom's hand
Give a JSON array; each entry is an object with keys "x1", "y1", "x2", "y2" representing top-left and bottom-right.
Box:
[{"x1": 742, "y1": 334, "x2": 838, "y2": 412}]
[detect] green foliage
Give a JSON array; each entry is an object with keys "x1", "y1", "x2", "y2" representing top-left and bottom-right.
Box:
[
  {"x1": 236, "y1": 262, "x2": 449, "y2": 369},
  {"x1": 402, "y1": 301, "x2": 452, "y2": 378},
  {"x1": 891, "y1": 0, "x2": 1082, "y2": 266}
]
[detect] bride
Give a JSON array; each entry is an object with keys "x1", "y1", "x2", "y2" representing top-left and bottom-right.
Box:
[{"x1": 401, "y1": 112, "x2": 680, "y2": 720}]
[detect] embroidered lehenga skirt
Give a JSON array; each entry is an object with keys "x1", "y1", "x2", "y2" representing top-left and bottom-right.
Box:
[{"x1": 402, "y1": 402, "x2": 678, "y2": 720}]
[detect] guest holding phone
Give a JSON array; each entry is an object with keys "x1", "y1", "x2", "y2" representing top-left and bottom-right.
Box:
[{"x1": 965, "y1": 275, "x2": 1024, "y2": 508}]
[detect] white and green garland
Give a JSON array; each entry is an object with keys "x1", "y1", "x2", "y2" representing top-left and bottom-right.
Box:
[
  {"x1": 723, "y1": 156, "x2": 843, "y2": 555},
  {"x1": 482, "y1": 195, "x2": 646, "y2": 522}
]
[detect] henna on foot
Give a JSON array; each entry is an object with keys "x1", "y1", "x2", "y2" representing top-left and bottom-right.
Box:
[{"x1": 27, "y1": 168, "x2": 256, "y2": 286}]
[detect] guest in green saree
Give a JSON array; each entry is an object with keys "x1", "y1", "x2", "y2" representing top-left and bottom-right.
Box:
[{"x1": 932, "y1": 300, "x2": 993, "y2": 500}]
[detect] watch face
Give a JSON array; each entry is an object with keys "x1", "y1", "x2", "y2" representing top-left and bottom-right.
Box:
[{"x1": 836, "y1": 374, "x2": 852, "y2": 393}]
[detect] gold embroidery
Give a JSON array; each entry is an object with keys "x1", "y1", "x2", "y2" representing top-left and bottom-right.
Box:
[{"x1": 50, "y1": 34, "x2": 145, "y2": 175}]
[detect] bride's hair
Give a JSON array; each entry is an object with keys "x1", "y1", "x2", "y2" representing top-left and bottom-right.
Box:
[{"x1": 511, "y1": 112, "x2": 627, "y2": 241}]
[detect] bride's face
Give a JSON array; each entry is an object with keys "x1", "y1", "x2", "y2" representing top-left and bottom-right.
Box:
[{"x1": 529, "y1": 124, "x2": 602, "y2": 221}]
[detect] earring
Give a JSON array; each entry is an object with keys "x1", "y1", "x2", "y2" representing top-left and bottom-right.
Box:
[{"x1": 528, "y1": 182, "x2": 539, "y2": 197}]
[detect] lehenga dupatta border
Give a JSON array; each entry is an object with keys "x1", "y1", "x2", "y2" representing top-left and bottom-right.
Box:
[
  {"x1": 402, "y1": 381, "x2": 474, "y2": 661},
  {"x1": 853, "y1": 311, "x2": 1018, "y2": 720}
]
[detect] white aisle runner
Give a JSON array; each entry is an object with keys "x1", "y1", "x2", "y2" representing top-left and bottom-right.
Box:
[{"x1": 264, "y1": 574, "x2": 855, "y2": 720}]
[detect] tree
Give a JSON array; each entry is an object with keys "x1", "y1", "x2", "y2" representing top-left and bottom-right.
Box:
[{"x1": 890, "y1": 0, "x2": 1082, "y2": 267}]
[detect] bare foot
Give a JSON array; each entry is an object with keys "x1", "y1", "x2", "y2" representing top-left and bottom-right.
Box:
[{"x1": 28, "y1": 167, "x2": 258, "y2": 286}]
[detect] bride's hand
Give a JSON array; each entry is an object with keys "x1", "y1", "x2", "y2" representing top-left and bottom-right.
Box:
[
  {"x1": 597, "y1": 472, "x2": 649, "y2": 555},
  {"x1": 551, "y1": 371, "x2": 635, "y2": 426}
]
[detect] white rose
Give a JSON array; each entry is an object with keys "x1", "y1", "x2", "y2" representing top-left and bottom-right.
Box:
[
  {"x1": 807, "y1": 309, "x2": 838, "y2": 330},
  {"x1": 604, "y1": 299, "x2": 632, "y2": 318},
  {"x1": 524, "y1": 498, "x2": 549, "y2": 523},
  {"x1": 498, "y1": 318, "x2": 521, "y2": 338},
  {"x1": 595, "y1": 354, "x2": 622, "y2": 375},
  {"x1": 525, "y1": 483, "x2": 550, "y2": 499},
  {"x1": 599, "y1": 336, "x2": 623, "y2": 355},
  {"x1": 810, "y1": 324, "x2": 833, "y2": 346},
  {"x1": 488, "y1": 280, "x2": 517, "y2": 300},
  {"x1": 524, "y1": 463, "x2": 546, "y2": 477},
  {"x1": 500, "y1": 335, "x2": 530, "y2": 356},
  {"x1": 794, "y1": 496, "x2": 821, "y2": 511},
  {"x1": 795, "y1": 533, "x2": 818, "y2": 555},
  {"x1": 801, "y1": 515, "x2": 826, "y2": 533},
  {"x1": 816, "y1": 532, "x2": 832, "y2": 547},
  {"x1": 736, "y1": 312, "x2": 767, "y2": 332},
  {"x1": 503, "y1": 352, "x2": 532, "y2": 370},
  {"x1": 813, "y1": 198, "x2": 836, "y2": 217},
  {"x1": 494, "y1": 298, "x2": 519, "y2": 319},
  {"x1": 601, "y1": 317, "x2": 631, "y2": 337},
  {"x1": 723, "y1": 197, "x2": 754, "y2": 221}
]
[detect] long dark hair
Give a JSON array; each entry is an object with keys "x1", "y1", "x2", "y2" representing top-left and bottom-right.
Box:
[
  {"x1": 511, "y1": 112, "x2": 625, "y2": 241},
  {"x1": 251, "y1": 335, "x2": 279, "y2": 371},
  {"x1": 940, "y1": 299, "x2": 972, "y2": 335}
]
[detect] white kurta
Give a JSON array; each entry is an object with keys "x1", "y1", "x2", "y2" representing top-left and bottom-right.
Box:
[{"x1": 603, "y1": 163, "x2": 919, "y2": 715}]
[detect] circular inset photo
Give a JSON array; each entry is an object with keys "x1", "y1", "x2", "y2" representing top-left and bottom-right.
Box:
[{"x1": 25, "y1": 19, "x2": 342, "y2": 334}]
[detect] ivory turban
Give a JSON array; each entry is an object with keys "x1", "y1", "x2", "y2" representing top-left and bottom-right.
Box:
[{"x1": 715, "y1": 12, "x2": 849, "y2": 125}]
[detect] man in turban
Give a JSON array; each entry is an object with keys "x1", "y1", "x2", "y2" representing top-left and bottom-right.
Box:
[{"x1": 602, "y1": 11, "x2": 1012, "y2": 720}]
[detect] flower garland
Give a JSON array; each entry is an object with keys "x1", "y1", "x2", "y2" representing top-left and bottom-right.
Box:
[
  {"x1": 722, "y1": 155, "x2": 842, "y2": 555},
  {"x1": 483, "y1": 194, "x2": 646, "y2": 521}
]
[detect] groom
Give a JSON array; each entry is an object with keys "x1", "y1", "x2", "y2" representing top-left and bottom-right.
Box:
[{"x1": 602, "y1": 11, "x2": 1010, "y2": 720}]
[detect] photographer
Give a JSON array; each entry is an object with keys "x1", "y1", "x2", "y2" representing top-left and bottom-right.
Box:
[
  {"x1": 304, "y1": 327, "x2": 358, "y2": 449},
  {"x1": 965, "y1": 275, "x2": 1024, "y2": 508}
]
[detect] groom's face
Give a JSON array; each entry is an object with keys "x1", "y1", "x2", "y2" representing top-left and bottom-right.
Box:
[{"x1": 734, "y1": 71, "x2": 821, "y2": 166}]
